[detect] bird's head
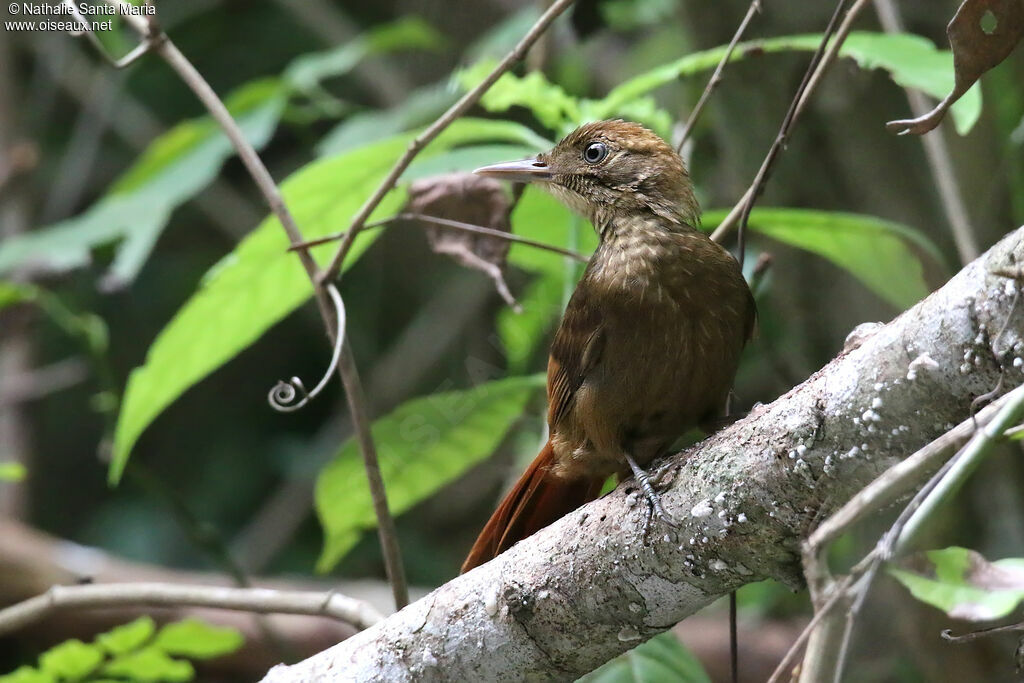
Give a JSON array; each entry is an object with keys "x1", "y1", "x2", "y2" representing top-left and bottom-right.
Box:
[{"x1": 474, "y1": 120, "x2": 700, "y2": 235}]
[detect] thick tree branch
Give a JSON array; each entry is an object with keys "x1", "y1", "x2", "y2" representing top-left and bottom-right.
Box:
[{"x1": 262, "y1": 226, "x2": 1024, "y2": 681}]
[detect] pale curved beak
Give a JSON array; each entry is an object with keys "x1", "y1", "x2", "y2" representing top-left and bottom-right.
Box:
[{"x1": 473, "y1": 158, "x2": 551, "y2": 183}]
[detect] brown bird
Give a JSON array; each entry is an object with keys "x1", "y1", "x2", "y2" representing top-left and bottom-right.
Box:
[{"x1": 462, "y1": 120, "x2": 755, "y2": 573}]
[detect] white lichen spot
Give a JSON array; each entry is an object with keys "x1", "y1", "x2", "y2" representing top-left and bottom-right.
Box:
[
  {"x1": 422, "y1": 651, "x2": 438, "y2": 667},
  {"x1": 538, "y1": 590, "x2": 549, "y2": 600},
  {"x1": 873, "y1": 382, "x2": 884, "y2": 391},
  {"x1": 907, "y1": 353, "x2": 939, "y2": 381},
  {"x1": 618, "y1": 626, "x2": 642, "y2": 642},
  {"x1": 862, "y1": 409, "x2": 880, "y2": 423},
  {"x1": 1006, "y1": 280, "x2": 1017, "y2": 296},
  {"x1": 691, "y1": 500, "x2": 713, "y2": 518},
  {"x1": 737, "y1": 513, "x2": 748, "y2": 523},
  {"x1": 710, "y1": 559, "x2": 729, "y2": 572},
  {"x1": 1015, "y1": 357, "x2": 1023, "y2": 368},
  {"x1": 484, "y1": 589, "x2": 499, "y2": 617},
  {"x1": 871, "y1": 397, "x2": 883, "y2": 409},
  {"x1": 714, "y1": 491, "x2": 727, "y2": 503},
  {"x1": 796, "y1": 444, "x2": 807, "y2": 456},
  {"x1": 960, "y1": 362, "x2": 972, "y2": 374},
  {"x1": 629, "y1": 602, "x2": 643, "y2": 613}
]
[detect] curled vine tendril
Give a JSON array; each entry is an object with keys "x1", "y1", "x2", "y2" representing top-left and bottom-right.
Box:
[{"x1": 268, "y1": 284, "x2": 346, "y2": 413}]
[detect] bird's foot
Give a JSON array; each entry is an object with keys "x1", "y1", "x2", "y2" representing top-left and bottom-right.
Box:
[{"x1": 624, "y1": 452, "x2": 678, "y2": 543}]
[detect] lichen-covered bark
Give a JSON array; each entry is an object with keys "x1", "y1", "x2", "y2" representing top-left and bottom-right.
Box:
[{"x1": 263, "y1": 227, "x2": 1024, "y2": 682}]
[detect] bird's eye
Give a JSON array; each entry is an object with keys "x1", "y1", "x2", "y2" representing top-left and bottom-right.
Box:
[{"x1": 582, "y1": 142, "x2": 608, "y2": 164}]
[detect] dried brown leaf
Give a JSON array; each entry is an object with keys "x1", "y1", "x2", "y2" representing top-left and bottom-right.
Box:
[
  {"x1": 887, "y1": 0, "x2": 1024, "y2": 135},
  {"x1": 406, "y1": 173, "x2": 521, "y2": 312}
]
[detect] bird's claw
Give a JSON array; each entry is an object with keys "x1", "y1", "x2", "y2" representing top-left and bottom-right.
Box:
[{"x1": 626, "y1": 452, "x2": 679, "y2": 544}]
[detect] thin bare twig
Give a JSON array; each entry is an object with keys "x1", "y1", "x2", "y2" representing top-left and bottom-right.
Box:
[
  {"x1": 317, "y1": 0, "x2": 577, "y2": 285},
  {"x1": 288, "y1": 212, "x2": 588, "y2": 262},
  {"x1": 732, "y1": 0, "x2": 853, "y2": 265},
  {"x1": 895, "y1": 384, "x2": 1024, "y2": 553},
  {"x1": 77, "y1": 0, "x2": 409, "y2": 609},
  {"x1": 943, "y1": 622, "x2": 1024, "y2": 643},
  {"x1": 765, "y1": 576, "x2": 854, "y2": 683},
  {"x1": 793, "y1": 385, "x2": 1024, "y2": 683},
  {"x1": 0, "y1": 582, "x2": 384, "y2": 637},
  {"x1": 268, "y1": 284, "x2": 347, "y2": 412},
  {"x1": 873, "y1": 0, "x2": 979, "y2": 265},
  {"x1": 710, "y1": 0, "x2": 872, "y2": 247},
  {"x1": 676, "y1": 0, "x2": 762, "y2": 151}
]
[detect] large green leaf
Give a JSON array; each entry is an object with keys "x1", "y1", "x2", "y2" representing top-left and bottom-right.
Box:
[
  {"x1": 462, "y1": 32, "x2": 980, "y2": 140},
  {"x1": 317, "y1": 83, "x2": 458, "y2": 157},
  {"x1": 0, "y1": 80, "x2": 286, "y2": 287},
  {"x1": 316, "y1": 374, "x2": 545, "y2": 572},
  {"x1": 890, "y1": 546, "x2": 1024, "y2": 622},
  {"x1": 111, "y1": 119, "x2": 548, "y2": 484},
  {"x1": 600, "y1": 31, "x2": 981, "y2": 135},
  {"x1": 578, "y1": 632, "x2": 711, "y2": 683},
  {"x1": 703, "y1": 208, "x2": 942, "y2": 310},
  {"x1": 497, "y1": 190, "x2": 594, "y2": 371}
]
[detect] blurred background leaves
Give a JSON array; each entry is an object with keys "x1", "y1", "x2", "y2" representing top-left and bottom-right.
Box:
[{"x1": 1, "y1": 0, "x2": 1023, "y2": 680}]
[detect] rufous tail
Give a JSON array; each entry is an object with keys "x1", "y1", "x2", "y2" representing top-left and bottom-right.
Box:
[{"x1": 461, "y1": 440, "x2": 604, "y2": 573}]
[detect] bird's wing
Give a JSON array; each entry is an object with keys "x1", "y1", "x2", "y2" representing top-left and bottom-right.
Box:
[{"x1": 546, "y1": 283, "x2": 605, "y2": 428}]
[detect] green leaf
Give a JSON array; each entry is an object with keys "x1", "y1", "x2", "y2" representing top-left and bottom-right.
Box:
[
  {"x1": 889, "y1": 547, "x2": 1024, "y2": 622},
  {"x1": 498, "y1": 191, "x2": 595, "y2": 371},
  {"x1": 458, "y1": 60, "x2": 581, "y2": 132},
  {"x1": 317, "y1": 83, "x2": 457, "y2": 157},
  {"x1": 0, "y1": 667, "x2": 54, "y2": 683},
  {"x1": 96, "y1": 616, "x2": 156, "y2": 655},
  {"x1": 316, "y1": 374, "x2": 545, "y2": 571},
  {"x1": 152, "y1": 619, "x2": 244, "y2": 659},
  {"x1": 598, "y1": 31, "x2": 981, "y2": 135},
  {"x1": 580, "y1": 95, "x2": 673, "y2": 140},
  {"x1": 0, "y1": 80, "x2": 286, "y2": 287},
  {"x1": 578, "y1": 632, "x2": 711, "y2": 683},
  {"x1": 0, "y1": 462, "x2": 26, "y2": 483},
  {"x1": 102, "y1": 648, "x2": 194, "y2": 683},
  {"x1": 499, "y1": 270, "x2": 564, "y2": 373},
  {"x1": 403, "y1": 144, "x2": 540, "y2": 182},
  {"x1": 111, "y1": 118, "x2": 543, "y2": 484},
  {"x1": 703, "y1": 208, "x2": 942, "y2": 310},
  {"x1": 38, "y1": 640, "x2": 103, "y2": 681},
  {"x1": 284, "y1": 17, "x2": 443, "y2": 96}
]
